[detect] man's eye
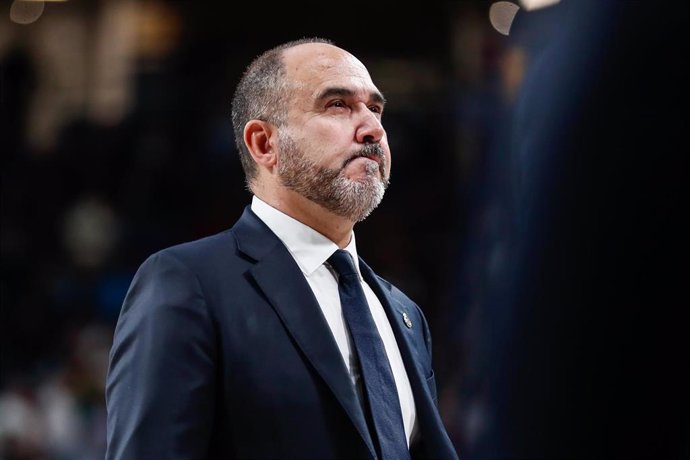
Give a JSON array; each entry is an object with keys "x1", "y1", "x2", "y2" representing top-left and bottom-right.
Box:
[
  {"x1": 369, "y1": 105, "x2": 382, "y2": 114},
  {"x1": 329, "y1": 100, "x2": 346, "y2": 109}
]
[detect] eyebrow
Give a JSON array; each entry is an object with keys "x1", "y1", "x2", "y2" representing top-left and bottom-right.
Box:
[{"x1": 314, "y1": 87, "x2": 387, "y2": 106}]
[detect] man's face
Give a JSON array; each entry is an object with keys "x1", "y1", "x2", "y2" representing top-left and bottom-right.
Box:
[
  {"x1": 275, "y1": 43, "x2": 392, "y2": 222},
  {"x1": 277, "y1": 131, "x2": 389, "y2": 222}
]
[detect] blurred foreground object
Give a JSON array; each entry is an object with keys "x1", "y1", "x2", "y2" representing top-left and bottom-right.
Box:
[{"x1": 475, "y1": 1, "x2": 689, "y2": 457}]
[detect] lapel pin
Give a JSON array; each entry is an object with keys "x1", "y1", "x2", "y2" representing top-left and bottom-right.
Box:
[{"x1": 402, "y1": 312, "x2": 412, "y2": 329}]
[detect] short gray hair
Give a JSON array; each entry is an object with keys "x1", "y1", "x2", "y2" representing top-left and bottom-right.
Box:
[{"x1": 231, "y1": 37, "x2": 333, "y2": 188}]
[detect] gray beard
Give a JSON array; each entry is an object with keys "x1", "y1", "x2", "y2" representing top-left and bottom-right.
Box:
[{"x1": 277, "y1": 133, "x2": 389, "y2": 222}]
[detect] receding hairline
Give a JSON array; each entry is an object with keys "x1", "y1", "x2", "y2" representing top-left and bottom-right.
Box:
[
  {"x1": 281, "y1": 41, "x2": 346, "y2": 56},
  {"x1": 280, "y1": 42, "x2": 362, "y2": 72},
  {"x1": 268, "y1": 39, "x2": 342, "y2": 74},
  {"x1": 278, "y1": 42, "x2": 379, "y2": 101}
]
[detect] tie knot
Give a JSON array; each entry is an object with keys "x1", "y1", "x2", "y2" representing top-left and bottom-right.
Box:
[{"x1": 328, "y1": 249, "x2": 358, "y2": 278}]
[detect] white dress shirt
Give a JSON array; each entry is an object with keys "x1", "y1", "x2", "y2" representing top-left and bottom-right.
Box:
[{"x1": 251, "y1": 196, "x2": 418, "y2": 446}]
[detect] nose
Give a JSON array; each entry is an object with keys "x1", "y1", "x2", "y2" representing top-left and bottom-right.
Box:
[{"x1": 355, "y1": 107, "x2": 385, "y2": 144}]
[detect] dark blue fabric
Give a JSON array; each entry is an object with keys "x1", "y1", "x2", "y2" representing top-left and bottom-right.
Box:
[
  {"x1": 105, "y1": 207, "x2": 459, "y2": 459},
  {"x1": 328, "y1": 249, "x2": 410, "y2": 460}
]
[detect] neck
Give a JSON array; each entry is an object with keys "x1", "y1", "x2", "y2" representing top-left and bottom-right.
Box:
[{"x1": 254, "y1": 186, "x2": 354, "y2": 249}]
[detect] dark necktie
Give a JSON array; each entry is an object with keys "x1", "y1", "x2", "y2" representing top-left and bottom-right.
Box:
[{"x1": 327, "y1": 249, "x2": 410, "y2": 460}]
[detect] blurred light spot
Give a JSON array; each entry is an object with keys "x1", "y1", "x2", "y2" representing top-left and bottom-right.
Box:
[
  {"x1": 519, "y1": 0, "x2": 560, "y2": 11},
  {"x1": 135, "y1": 2, "x2": 182, "y2": 60},
  {"x1": 10, "y1": 0, "x2": 45, "y2": 25},
  {"x1": 489, "y1": 1, "x2": 520, "y2": 36},
  {"x1": 62, "y1": 196, "x2": 120, "y2": 269},
  {"x1": 499, "y1": 46, "x2": 527, "y2": 102}
]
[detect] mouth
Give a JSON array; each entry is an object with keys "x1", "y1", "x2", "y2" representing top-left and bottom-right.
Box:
[
  {"x1": 352, "y1": 155, "x2": 379, "y2": 164},
  {"x1": 343, "y1": 155, "x2": 382, "y2": 174},
  {"x1": 343, "y1": 144, "x2": 385, "y2": 169}
]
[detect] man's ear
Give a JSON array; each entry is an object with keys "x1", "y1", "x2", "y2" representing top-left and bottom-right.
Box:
[{"x1": 243, "y1": 120, "x2": 277, "y2": 169}]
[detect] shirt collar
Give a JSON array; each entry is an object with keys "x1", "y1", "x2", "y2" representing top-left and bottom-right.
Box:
[{"x1": 251, "y1": 195, "x2": 362, "y2": 278}]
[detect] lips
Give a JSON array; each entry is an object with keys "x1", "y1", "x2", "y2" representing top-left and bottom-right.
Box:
[
  {"x1": 344, "y1": 155, "x2": 380, "y2": 169},
  {"x1": 343, "y1": 144, "x2": 385, "y2": 168}
]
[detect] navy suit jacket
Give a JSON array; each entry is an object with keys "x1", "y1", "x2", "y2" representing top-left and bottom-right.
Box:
[{"x1": 106, "y1": 206, "x2": 459, "y2": 459}]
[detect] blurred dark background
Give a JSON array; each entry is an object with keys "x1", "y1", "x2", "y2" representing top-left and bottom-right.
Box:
[{"x1": 1, "y1": 1, "x2": 688, "y2": 458}]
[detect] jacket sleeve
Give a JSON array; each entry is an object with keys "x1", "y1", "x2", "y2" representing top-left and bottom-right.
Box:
[{"x1": 105, "y1": 250, "x2": 217, "y2": 459}]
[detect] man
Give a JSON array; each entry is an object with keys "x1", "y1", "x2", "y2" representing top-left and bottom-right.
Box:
[{"x1": 106, "y1": 38, "x2": 459, "y2": 459}]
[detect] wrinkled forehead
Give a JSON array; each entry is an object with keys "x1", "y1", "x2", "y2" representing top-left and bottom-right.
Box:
[{"x1": 282, "y1": 43, "x2": 379, "y2": 100}]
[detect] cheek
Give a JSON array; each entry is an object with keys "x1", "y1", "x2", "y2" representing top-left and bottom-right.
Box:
[
  {"x1": 381, "y1": 140, "x2": 392, "y2": 169},
  {"x1": 307, "y1": 122, "x2": 352, "y2": 150},
  {"x1": 314, "y1": 118, "x2": 351, "y2": 138}
]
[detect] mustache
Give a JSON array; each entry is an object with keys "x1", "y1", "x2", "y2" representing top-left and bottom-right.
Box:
[{"x1": 342, "y1": 143, "x2": 385, "y2": 168}]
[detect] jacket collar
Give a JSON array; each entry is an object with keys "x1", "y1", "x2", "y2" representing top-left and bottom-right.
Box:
[
  {"x1": 232, "y1": 206, "x2": 377, "y2": 458},
  {"x1": 232, "y1": 206, "x2": 457, "y2": 459}
]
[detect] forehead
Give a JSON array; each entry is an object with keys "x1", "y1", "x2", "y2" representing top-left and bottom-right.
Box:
[{"x1": 282, "y1": 44, "x2": 379, "y2": 100}]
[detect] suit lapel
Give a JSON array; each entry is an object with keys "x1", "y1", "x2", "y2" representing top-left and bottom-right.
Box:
[
  {"x1": 232, "y1": 207, "x2": 376, "y2": 458},
  {"x1": 360, "y1": 259, "x2": 458, "y2": 459}
]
